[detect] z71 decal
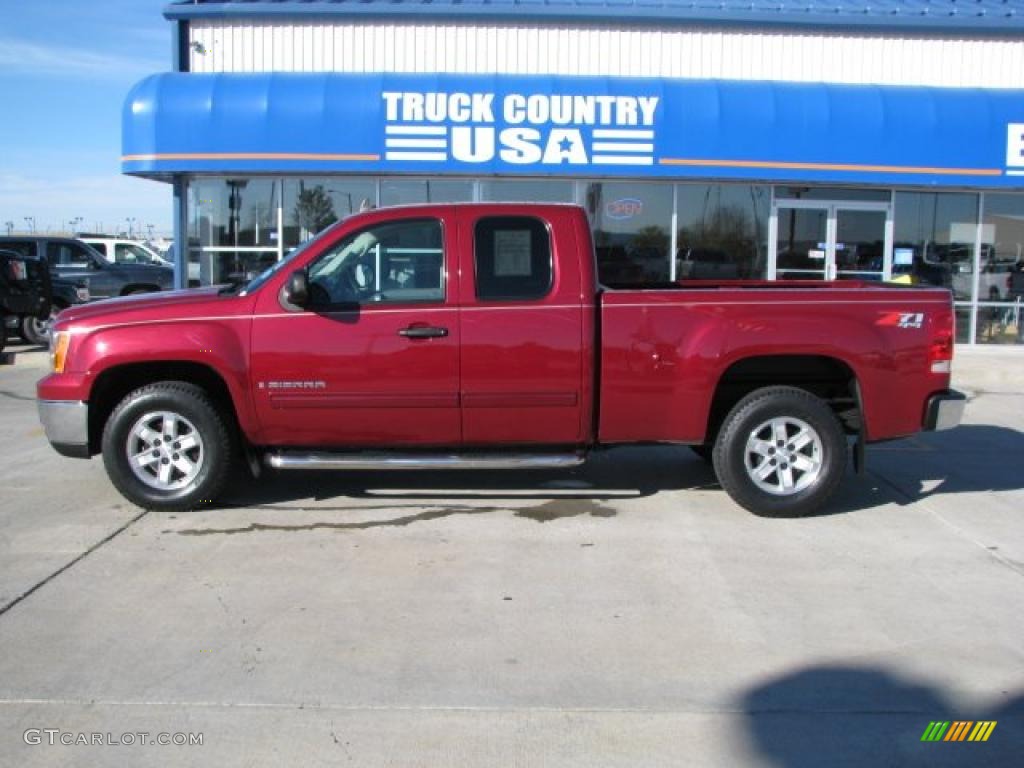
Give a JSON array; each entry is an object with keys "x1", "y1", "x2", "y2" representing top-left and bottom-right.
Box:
[{"x1": 877, "y1": 312, "x2": 925, "y2": 329}]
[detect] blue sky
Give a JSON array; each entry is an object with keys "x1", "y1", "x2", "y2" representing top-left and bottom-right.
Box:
[{"x1": 0, "y1": 0, "x2": 172, "y2": 236}]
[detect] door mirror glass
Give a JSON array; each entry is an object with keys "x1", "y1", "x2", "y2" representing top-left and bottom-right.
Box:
[{"x1": 282, "y1": 269, "x2": 309, "y2": 308}]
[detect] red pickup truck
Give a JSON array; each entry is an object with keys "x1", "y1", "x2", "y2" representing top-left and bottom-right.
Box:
[{"x1": 37, "y1": 203, "x2": 964, "y2": 516}]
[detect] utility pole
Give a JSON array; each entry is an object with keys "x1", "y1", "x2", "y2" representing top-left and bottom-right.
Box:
[
  {"x1": 24, "y1": 216, "x2": 35, "y2": 233},
  {"x1": 4, "y1": 221, "x2": 12, "y2": 236}
]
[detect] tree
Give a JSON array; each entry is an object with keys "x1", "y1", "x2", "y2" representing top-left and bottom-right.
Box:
[{"x1": 293, "y1": 185, "x2": 337, "y2": 237}]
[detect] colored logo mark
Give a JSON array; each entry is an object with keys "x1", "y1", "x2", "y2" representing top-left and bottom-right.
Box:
[{"x1": 921, "y1": 721, "x2": 997, "y2": 742}]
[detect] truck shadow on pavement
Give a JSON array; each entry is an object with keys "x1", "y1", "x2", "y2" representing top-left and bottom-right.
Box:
[
  {"x1": 741, "y1": 664, "x2": 1023, "y2": 767},
  {"x1": 197, "y1": 424, "x2": 1024, "y2": 528}
]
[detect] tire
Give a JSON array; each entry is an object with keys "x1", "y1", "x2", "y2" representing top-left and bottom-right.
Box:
[
  {"x1": 712, "y1": 386, "x2": 848, "y2": 517},
  {"x1": 21, "y1": 305, "x2": 59, "y2": 346},
  {"x1": 101, "y1": 381, "x2": 236, "y2": 511}
]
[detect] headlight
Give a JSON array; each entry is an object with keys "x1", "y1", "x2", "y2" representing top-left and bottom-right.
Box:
[{"x1": 50, "y1": 331, "x2": 71, "y2": 373}]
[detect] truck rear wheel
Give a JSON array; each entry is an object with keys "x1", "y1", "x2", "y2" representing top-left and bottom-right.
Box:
[
  {"x1": 101, "y1": 382, "x2": 235, "y2": 511},
  {"x1": 712, "y1": 386, "x2": 847, "y2": 517}
]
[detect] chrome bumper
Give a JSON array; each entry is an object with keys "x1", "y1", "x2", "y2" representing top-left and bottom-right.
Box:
[
  {"x1": 924, "y1": 390, "x2": 967, "y2": 432},
  {"x1": 37, "y1": 399, "x2": 90, "y2": 458}
]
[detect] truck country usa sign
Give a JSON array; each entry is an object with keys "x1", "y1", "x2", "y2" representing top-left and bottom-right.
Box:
[
  {"x1": 122, "y1": 73, "x2": 1024, "y2": 187},
  {"x1": 381, "y1": 92, "x2": 659, "y2": 167}
]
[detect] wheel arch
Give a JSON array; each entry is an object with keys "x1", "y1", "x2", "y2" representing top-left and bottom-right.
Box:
[
  {"x1": 705, "y1": 354, "x2": 862, "y2": 446},
  {"x1": 88, "y1": 361, "x2": 241, "y2": 455}
]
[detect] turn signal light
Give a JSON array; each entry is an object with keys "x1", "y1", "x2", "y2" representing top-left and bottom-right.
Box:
[{"x1": 51, "y1": 331, "x2": 71, "y2": 374}]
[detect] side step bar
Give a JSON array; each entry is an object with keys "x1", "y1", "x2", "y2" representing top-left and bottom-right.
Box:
[{"x1": 265, "y1": 451, "x2": 586, "y2": 471}]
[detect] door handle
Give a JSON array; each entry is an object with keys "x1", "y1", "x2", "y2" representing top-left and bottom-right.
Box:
[{"x1": 398, "y1": 325, "x2": 448, "y2": 339}]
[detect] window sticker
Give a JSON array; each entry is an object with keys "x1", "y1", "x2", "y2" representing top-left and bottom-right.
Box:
[{"x1": 493, "y1": 230, "x2": 532, "y2": 276}]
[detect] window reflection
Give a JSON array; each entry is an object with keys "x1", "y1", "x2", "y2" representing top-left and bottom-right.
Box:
[
  {"x1": 894, "y1": 192, "x2": 978, "y2": 299},
  {"x1": 977, "y1": 194, "x2": 1024, "y2": 345},
  {"x1": 381, "y1": 179, "x2": 474, "y2": 206},
  {"x1": 586, "y1": 182, "x2": 673, "y2": 284},
  {"x1": 677, "y1": 185, "x2": 768, "y2": 280}
]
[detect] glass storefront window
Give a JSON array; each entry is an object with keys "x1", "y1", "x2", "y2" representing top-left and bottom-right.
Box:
[
  {"x1": 188, "y1": 178, "x2": 281, "y2": 283},
  {"x1": 585, "y1": 182, "x2": 673, "y2": 284},
  {"x1": 282, "y1": 178, "x2": 378, "y2": 249},
  {"x1": 478, "y1": 179, "x2": 575, "y2": 203},
  {"x1": 975, "y1": 193, "x2": 1024, "y2": 344},
  {"x1": 893, "y1": 191, "x2": 979, "y2": 300},
  {"x1": 677, "y1": 184, "x2": 768, "y2": 280},
  {"x1": 380, "y1": 179, "x2": 474, "y2": 206}
]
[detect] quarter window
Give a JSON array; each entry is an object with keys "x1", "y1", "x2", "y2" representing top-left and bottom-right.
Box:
[
  {"x1": 473, "y1": 216, "x2": 552, "y2": 301},
  {"x1": 306, "y1": 218, "x2": 444, "y2": 305}
]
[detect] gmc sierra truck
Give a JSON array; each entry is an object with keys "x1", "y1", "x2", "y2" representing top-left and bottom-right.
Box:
[{"x1": 37, "y1": 204, "x2": 964, "y2": 516}]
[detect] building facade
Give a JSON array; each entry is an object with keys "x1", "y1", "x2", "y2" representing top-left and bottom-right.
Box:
[{"x1": 125, "y1": 0, "x2": 1024, "y2": 345}]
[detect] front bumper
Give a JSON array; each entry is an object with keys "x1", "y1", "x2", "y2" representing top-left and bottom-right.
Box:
[
  {"x1": 923, "y1": 389, "x2": 967, "y2": 431},
  {"x1": 37, "y1": 399, "x2": 90, "y2": 458}
]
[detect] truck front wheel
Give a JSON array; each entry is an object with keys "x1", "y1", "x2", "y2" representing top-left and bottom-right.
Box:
[
  {"x1": 712, "y1": 386, "x2": 847, "y2": 517},
  {"x1": 101, "y1": 382, "x2": 235, "y2": 511}
]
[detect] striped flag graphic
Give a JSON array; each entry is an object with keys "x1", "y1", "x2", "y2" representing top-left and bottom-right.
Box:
[
  {"x1": 385, "y1": 125, "x2": 449, "y2": 161},
  {"x1": 590, "y1": 129, "x2": 654, "y2": 166}
]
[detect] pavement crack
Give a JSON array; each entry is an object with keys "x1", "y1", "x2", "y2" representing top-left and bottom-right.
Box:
[
  {"x1": 0, "y1": 510, "x2": 149, "y2": 620},
  {"x1": 0, "y1": 389, "x2": 35, "y2": 402}
]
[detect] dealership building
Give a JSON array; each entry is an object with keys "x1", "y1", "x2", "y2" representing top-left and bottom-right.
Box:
[{"x1": 125, "y1": 0, "x2": 1024, "y2": 345}]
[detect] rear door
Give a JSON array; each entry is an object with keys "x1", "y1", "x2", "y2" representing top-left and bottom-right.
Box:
[
  {"x1": 249, "y1": 208, "x2": 461, "y2": 447},
  {"x1": 457, "y1": 207, "x2": 589, "y2": 445}
]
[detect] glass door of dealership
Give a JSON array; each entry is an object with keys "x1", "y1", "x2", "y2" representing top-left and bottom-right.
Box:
[{"x1": 770, "y1": 198, "x2": 892, "y2": 281}]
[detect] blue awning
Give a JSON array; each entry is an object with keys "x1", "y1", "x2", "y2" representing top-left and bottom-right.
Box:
[{"x1": 123, "y1": 73, "x2": 1024, "y2": 188}]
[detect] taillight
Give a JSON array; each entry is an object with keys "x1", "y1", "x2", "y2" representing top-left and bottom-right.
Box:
[{"x1": 929, "y1": 306, "x2": 954, "y2": 374}]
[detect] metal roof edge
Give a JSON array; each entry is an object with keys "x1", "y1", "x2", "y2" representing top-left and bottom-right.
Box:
[{"x1": 162, "y1": 2, "x2": 1024, "y2": 36}]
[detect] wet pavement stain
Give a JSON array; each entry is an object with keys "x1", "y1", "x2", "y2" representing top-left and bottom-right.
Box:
[
  {"x1": 513, "y1": 498, "x2": 617, "y2": 523},
  {"x1": 173, "y1": 498, "x2": 617, "y2": 536}
]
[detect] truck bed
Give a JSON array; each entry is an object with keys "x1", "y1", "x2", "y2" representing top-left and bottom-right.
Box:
[{"x1": 597, "y1": 282, "x2": 954, "y2": 445}]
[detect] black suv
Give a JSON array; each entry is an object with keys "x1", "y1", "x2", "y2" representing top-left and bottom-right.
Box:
[
  {"x1": 0, "y1": 236, "x2": 173, "y2": 301},
  {"x1": 0, "y1": 251, "x2": 48, "y2": 354}
]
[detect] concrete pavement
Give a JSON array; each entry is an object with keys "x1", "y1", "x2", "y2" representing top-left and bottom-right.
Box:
[{"x1": 1, "y1": 343, "x2": 1022, "y2": 766}]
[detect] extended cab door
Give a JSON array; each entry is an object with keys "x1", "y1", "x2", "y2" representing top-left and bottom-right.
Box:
[
  {"x1": 456, "y1": 207, "x2": 592, "y2": 445},
  {"x1": 249, "y1": 208, "x2": 461, "y2": 447}
]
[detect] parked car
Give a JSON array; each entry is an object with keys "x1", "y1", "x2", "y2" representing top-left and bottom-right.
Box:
[
  {"x1": 0, "y1": 237, "x2": 173, "y2": 300},
  {"x1": 21, "y1": 277, "x2": 91, "y2": 346},
  {"x1": 0, "y1": 250, "x2": 49, "y2": 353},
  {"x1": 38, "y1": 204, "x2": 963, "y2": 516},
  {"x1": 79, "y1": 236, "x2": 173, "y2": 268}
]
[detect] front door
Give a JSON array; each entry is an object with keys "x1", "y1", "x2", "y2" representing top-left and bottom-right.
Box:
[
  {"x1": 249, "y1": 211, "x2": 461, "y2": 447},
  {"x1": 772, "y1": 201, "x2": 891, "y2": 281}
]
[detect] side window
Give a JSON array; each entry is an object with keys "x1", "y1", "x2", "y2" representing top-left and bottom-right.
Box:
[
  {"x1": 306, "y1": 218, "x2": 444, "y2": 306},
  {"x1": 2, "y1": 241, "x2": 35, "y2": 260},
  {"x1": 474, "y1": 216, "x2": 552, "y2": 301},
  {"x1": 47, "y1": 243, "x2": 92, "y2": 266}
]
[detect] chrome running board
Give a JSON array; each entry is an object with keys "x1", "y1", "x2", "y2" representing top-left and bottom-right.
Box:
[{"x1": 265, "y1": 451, "x2": 586, "y2": 471}]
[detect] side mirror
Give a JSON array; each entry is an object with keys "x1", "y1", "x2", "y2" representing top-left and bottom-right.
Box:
[{"x1": 283, "y1": 269, "x2": 309, "y2": 308}]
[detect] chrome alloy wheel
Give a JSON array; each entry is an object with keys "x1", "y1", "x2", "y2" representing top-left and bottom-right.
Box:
[
  {"x1": 126, "y1": 411, "x2": 205, "y2": 491},
  {"x1": 743, "y1": 416, "x2": 823, "y2": 496}
]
